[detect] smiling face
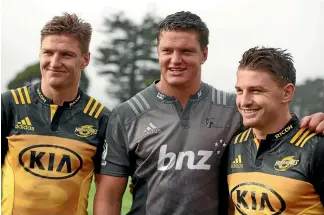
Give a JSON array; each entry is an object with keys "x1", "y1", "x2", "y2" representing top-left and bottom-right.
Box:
[
  {"x1": 39, "y1": 34, "x2": 90, "y2": 90},
  {"x1": 157, "y1": 30, "x2": 208, "y2": 90},
  {"x1": 235, "y1": 69, "x2": 292, "y2": 130}
]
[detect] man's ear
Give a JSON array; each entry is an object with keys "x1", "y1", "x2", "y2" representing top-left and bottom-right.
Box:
[
  {"x1": 81, "y1": 52, "x2": 90, "y2": 69},
  {"x1": 282, "y1": 83, "x2": 295, "y2": 103},
  {"x1": 201, "y1": 46, "x2": 208, "y2": 64}
]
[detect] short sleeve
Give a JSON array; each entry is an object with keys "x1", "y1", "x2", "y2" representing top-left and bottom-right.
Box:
[
  {"x1": 99, "y1": 107, "x2": 130, "y2": 177},
  {"x1": 93, "y1": 107, "x2": 110, "y2": 174}
]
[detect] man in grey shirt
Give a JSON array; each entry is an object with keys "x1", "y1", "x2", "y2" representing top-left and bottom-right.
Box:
[{"x1": 94, "y1": 11, "x2": 324, "y2": 215}]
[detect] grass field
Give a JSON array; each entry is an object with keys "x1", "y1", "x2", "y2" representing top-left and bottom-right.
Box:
[{"x1": 87, "y1": 181, "x2": 133, "y2": 215}]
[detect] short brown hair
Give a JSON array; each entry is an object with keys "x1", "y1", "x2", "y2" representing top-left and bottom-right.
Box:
[
  {"x1": 157, "y1": 11, "x2": 209, "y2": 50},
  {"x1": 41, "y1": 13, "x2": 92, "y2": 53},
  {"x1": 238, "y1": 46, "x2": 296, "y2": 86}
]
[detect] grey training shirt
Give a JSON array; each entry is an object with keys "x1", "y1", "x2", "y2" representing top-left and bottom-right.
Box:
[{"x1": 101, "y1": 81, "x2": 242, "y2": 215}]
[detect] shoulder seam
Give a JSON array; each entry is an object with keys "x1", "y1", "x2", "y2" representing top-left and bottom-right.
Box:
[{"x1": 124, "y1": 101, "x2": 162, "y2": 126}]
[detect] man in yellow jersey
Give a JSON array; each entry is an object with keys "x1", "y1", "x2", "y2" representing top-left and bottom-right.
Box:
[
  {"x1": 1, "y1": 13, "x2": 110, "y2": 215},
  {"x1": 227, "y1": 47, "x2": 324, "y2": 214}
]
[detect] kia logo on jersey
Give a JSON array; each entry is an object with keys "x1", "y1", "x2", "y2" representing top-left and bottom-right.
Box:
[
  {"x1": 230, "y1": 182, "x2": 286, "y2": 215},
  {"x1": 18, "y1": 145, "x2": 83, "y2": 179}
]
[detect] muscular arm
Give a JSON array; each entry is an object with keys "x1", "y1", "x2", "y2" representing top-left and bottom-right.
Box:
[
  {"x1": 94, "y1": 175, "x2": 128, "y2": 215},
  {"x1": 310, "y1": 137, "x2": 324, "y2": 205},
  {"x1": 94, "y1": 107, "x2": 130, "y2": 215}
]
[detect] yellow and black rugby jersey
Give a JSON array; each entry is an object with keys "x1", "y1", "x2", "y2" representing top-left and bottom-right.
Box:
[
  {"x1": 1, "y1": 82, "x2": 110, "y2": 215},
  {"x1": 227, "y1": 115, "x2": 324, "y2": 215}
]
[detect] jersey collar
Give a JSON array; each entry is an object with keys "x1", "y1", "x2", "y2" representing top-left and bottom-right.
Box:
[
  {"x1": 262, "y1": 114, "x2": 299, "y2": 141},
  {"x1": 152, "y1": 80, "x2": 208, "y2": 102},
  {"x1": 34, "y1": 82, "x2": 83, "y2": 108}
]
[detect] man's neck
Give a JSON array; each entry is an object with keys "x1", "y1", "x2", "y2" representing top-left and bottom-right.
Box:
[
  {"x1": 253, "y1": 110, "x2": 292, "y2": 140},
  {"x1": 41, "y1": 84, "x2": 79, "y2": 106},
  {"x1": 156, "y1": 80, "x2": 200, "y2": 108}
]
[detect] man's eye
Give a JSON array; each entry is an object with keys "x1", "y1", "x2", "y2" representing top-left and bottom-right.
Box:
[
  {"x1": 162, "y1": 49, "x2": 171, "y2": 53},
  {"x1": 236, "y1": 90, "x2": 243, "y2": 94},
  {"x1": 63, "y1": 53, "x2": 72, "y2": 57},
  {"x1": 252, "y1": 89, "x2": 262, "y2": 93},
  {"x1": 183, "y1": 50, "x2": 192, "y2": 53}
]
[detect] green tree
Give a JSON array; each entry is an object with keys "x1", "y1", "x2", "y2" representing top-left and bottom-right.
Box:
[
  {"x1": 7, "y1": 62, "x2": 90, "y2": 92},
  {"x1": 290, "y1": 78, "x2": 324, "y2": 117},
  {"x1": 96, "y1": 12, "x2": 161, "y2": 103}
]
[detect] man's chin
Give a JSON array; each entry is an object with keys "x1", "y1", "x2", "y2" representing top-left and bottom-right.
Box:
[
  {"x1": 166, "y1": 77, "x2": 190, "y2": 87},
  {"x1": 242, "y1": 119, "x2": 260, "y2": 129},
  {"x1": 47, "y1": 79, "x2": 67, "y2": 90}
]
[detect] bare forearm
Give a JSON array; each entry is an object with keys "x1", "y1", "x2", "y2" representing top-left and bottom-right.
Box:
[
  {"x1": 93, "y1": 196, "x2": 122, "y2": 215},
  {"x1": 93, "y1": 175, "x2": 128, "y2": 215}
]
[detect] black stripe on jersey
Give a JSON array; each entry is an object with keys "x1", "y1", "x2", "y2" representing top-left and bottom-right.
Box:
[
  {"x1": 83, "y1": 97, "x2": 105, "y2": 119},
  {"x1": 290, "y1": 128, "x2": 317, "y2": 148},
  {"x1": 10, "y1": 86, "x2": 32, "y2": 105}
]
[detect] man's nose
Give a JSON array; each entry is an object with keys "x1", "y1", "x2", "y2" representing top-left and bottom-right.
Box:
[
  {"x1": 170, "y1": 52, "x2": 182, "y2": 64},
  {"x1": 240, "y1": 92, "x2": 253, "y2": 107},
  {"x1": 50, "y1": 54, "x2": 62, "y2": 68}
]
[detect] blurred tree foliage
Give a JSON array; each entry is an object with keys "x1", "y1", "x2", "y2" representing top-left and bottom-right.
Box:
[
  {"x1": 290, "y1": 78, "x2": 324, "y2": 117},
  {"x1": 7, "y1": 62, "x2": 90, "y2": 92},
  {"x1": 96, "y1": 12, "x2": 161, "y2": 103}
]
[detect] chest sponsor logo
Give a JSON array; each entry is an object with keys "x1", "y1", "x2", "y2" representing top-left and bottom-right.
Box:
[
  {"x1": 274, "y1": 156, "x2": 299, "y2": 171},
  {"x1": 157, "y1": 144, "x2": 213, "y2": 171},
  {"x1": 75, "y1": 125, "x2": 98, "y2": 137},
  {"x1": 19, "y1": 145, "x2": 83, "y2": 179},
  {"x1": 15, "y1": 117, "x2": 34, "y2": 131},
  {"x1": 205, "y1": 117, "x2": 230, "y2": 128},
  {"x1": 230, "y1": 182, "x2": 286, "y2": 215}
]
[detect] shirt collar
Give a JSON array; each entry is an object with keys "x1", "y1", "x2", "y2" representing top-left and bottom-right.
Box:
[
  {"x1": 152, "y1": 80, "x2": 207, "y2": 102},
  {"x1": 34, "y1": 82, "x2": 83, "y2": 108},
  {"x1": 253, "y1": 114, "x2": 299, "y2": 142}
]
